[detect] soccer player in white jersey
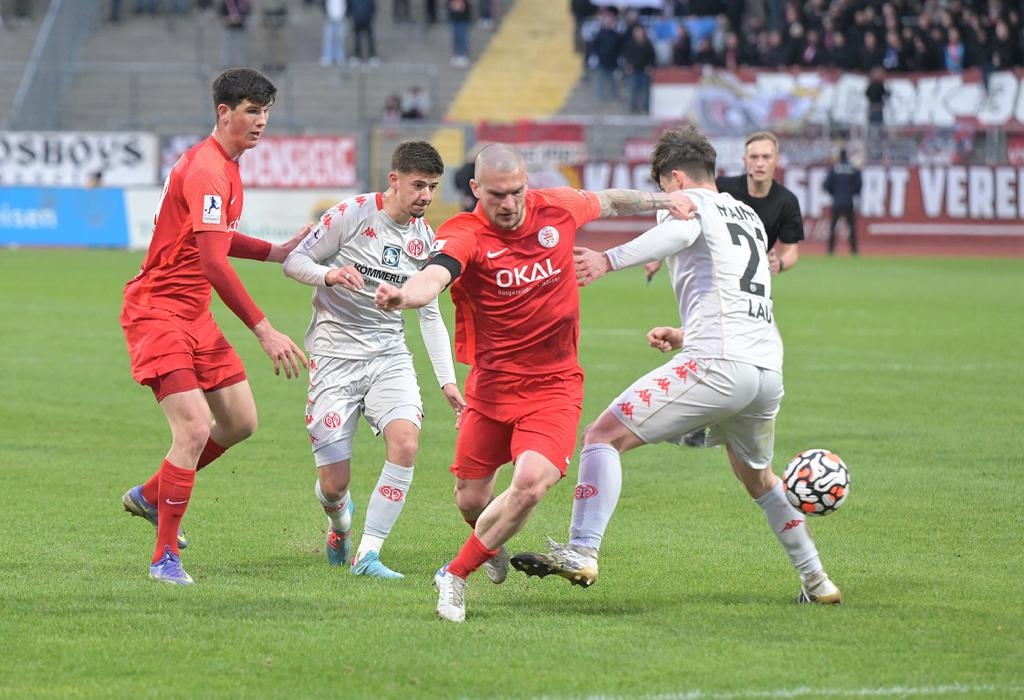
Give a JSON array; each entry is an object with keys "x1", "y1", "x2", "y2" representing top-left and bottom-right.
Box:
[
  {"x1": 283, "y1": 140, "x2": 466, "y2": 579},
  {"x1": 510, "y1": 124, "x2": 842, "y2": 605}
]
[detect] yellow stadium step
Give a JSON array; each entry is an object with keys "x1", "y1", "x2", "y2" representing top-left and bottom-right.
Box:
[{"x1": 445, "y1": 1, "x2": 580, "y2": 122}]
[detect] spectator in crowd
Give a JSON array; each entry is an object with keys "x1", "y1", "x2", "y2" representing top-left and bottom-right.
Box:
[
  {"x1": 621, "y1": 23, "x2": 657, "y2": 114},
  {"x1": 452, "y1": 152, "x2": 476, "y2": 213},
  {"x1": 349, "y1": 0, "x2": 379, "y2": 65},
  {"x1": 824, "y1": 148, "x2": 862, "y2": 256},
  {"x1": 865, "y1": 66, "x2": 889, "y2": 144},
  {"x1": 220, "y1": 0, "x2": 250, "y2": 68},
  {"x1": 423, "y1": 0, "x2": 437, "y2": 25},
  {"x1": 824, "y1": 30, "x2": 853, "y2": 70},
  {"x1": 261, "y1": 0, "x2": 288, "y2": 73},
  {"x1": 881, "y1": 29, "x2": 905, "y2": 71},
  {"x1": 717, "y1": 31, "x2": 741, "y2": 70},
  {"x1": 320, "y1": 0, "x2": 347, "y2": 66},
  {"x1": 693, "y1": 37, "x2": 716, "y2": 66},
  {"x1": 671, "y1": 23, "x2": 693, "y2": 66},
  {"x1": 798, "y1": 28, "x2": 824, "y2": 67},
  {"x1": 220, "y1": 0, "x2": 249, "y2": 67},
  {"x1": 858, "y1": 30, "x2": 884, "y2": 71},
  {"x1": 591, "y1": 10, "x2": 623, "y2": 103},
  {"x1": 478, "y1": 0, "x2": 495, "y2": 30},
  {"x1": 382, "y1": 92, "x2": 402, "y2": 124},
  {"x1": 572, "y1": 0, "x2": 599, "y2": 75},
  {"x1": 448, "y1": 0, "x2": 471, "y2": 67},
  {"x1": 760, "y1": 29, "x2": 788, "y2": 68},
  {"x1": 944, "y1": 26, "x2": 965, "y2": 71},
  {"x1": 394, "y1": 0, "x2": 412, "y2": 24},
  {"x1": 400, "y1": 84, "x2": 430, "y2": 119}
]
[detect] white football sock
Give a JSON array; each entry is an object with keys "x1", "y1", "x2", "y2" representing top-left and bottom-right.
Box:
[
  {"x1": 755, "y1": 479, "x2": 822, "y2": 579},
  {"x1": 356, "y1": 460, "x2": 412, "y2": 561},
  {"x1": 568, "y1": 443, "x2": 622, "y2": 552},
  {"x1": 315, "y1": 479, "x2": 352, "y2": 533}
]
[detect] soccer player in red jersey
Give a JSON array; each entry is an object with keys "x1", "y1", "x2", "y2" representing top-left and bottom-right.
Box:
[
  {"x1": 120, "y1": 68, "x2": 308, "y2": 585},
  {"x1": 375, "y1": 143, "x2": 694, "y2": 621}
]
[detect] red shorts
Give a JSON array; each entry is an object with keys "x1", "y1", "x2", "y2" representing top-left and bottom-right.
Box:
[
  {"x1": 451, "y1": 369, "x2": 584, "y2": 480},
  {"x1": 121, "y1": 299, "x2": 246, "y2": 394}
]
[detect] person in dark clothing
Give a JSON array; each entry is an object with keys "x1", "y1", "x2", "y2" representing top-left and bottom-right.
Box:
[
  {"x1": 590, "y1": 10, "x2": 623, "y2": 102},
  {"x1": 823, "y1": 148, "x2": 862, "y2": 256},
  {"x1": 865, "y1": 67, "x2": 890, "y2": 127},
  {"x1": 621, "y1": 23, "x2": 657, "y2": 114},
  {"x1": 349, "y1": 0, "x2": 379, "y2": 64}
]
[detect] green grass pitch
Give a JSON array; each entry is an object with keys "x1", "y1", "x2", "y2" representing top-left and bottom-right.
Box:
[{"x1": 0, "y1": 249, "x2": 1021, "y2": 699}]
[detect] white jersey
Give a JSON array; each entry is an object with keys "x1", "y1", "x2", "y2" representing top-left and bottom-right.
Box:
[
  {"x1": 605, "y1": 188, "x2": 783, "y2": 372},
  {"x1": 283, "y1": 192, "x2": 456, "y2": 385}
]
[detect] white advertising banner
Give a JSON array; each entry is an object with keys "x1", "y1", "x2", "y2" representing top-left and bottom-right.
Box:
[
  {"x1": 0, "y1": 131, "x2": 159, "y2": 186},
  {"x1": 125, "y1": 187, "x2": 355, "y2": 250}
]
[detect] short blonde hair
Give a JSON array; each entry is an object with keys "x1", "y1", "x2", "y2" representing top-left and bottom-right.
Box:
[{"x1": 745, "y1": 131, "x2": 780, "y2": 151}]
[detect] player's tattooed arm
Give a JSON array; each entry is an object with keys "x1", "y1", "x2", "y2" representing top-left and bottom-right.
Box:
[{"x1": 595, "y1": 189, "x2": 697, "y2": 220}]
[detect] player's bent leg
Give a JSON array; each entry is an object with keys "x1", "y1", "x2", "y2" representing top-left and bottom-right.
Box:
[
  {"x1": 510, "y1": 536, "x2": 599, "y2": 588},
  {"x1": 315, "y1": 461, "x2": 354, "y2": 567},
  {"x1": 434, "y1": 562, "x2": 467, "y2": 623},
  {"x1": 204, "y1": 380, "x2": 258, "y2": 448},
  {"x1": 481, "y1": 545, "x2": 509, "y2": 584},
  {"x1": 122, "y1": 485, "x2": 190, "y2": 550}
]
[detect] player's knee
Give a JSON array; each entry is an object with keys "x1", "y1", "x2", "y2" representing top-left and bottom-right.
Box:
[
  {"x1": 454, "y1": 483, "x2": 489, "y2": 515},
  {"x1": 386, "y1": 435, "x2": 419, "y2": 465}
]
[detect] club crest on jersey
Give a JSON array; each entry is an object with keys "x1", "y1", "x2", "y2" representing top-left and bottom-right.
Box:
[
  {"x1": 406, "y1": 239, "x2": 425, "y2": 257},
  {"x1": 381, "y1": 245, "x2": 402, "y2": 268},
  {"x1": 537, "y1": 226, "x2": 559, "y2": 248},
  {"x1": 202, "y1": 195, "x2": 222, "y2": 224}
]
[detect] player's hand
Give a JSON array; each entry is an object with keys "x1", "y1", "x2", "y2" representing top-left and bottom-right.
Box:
[
  {"x1": 375, "y1": 282, "x2": 405, "y2": 310},
  {"x1": 441, "y1": 383, "x2": 467, "y2": 428},
  {"x1": 667, "y1": 191, "x2": 697, "y2": 220},
  {"x1": 647, "y1": 326, "x2": 684, "y2": 353},
  {"x1": 325, "y1": 265, "x2": 365, "y2": 291},
  {"x1": 644, "y1": 259, "x2": 662, "y2": 284},
  {"x1": 268, "y1": 223, "x2": 313, "y2": 263},
  {"x1": 767, "y1": 250, "x2": 781, "y2": 275},
  {"x1": 252, "y1": 318, "x2": 308, "y2": 378},
  {"x1": 573, "y1": 246, "x2": 611, "y2": 286}
]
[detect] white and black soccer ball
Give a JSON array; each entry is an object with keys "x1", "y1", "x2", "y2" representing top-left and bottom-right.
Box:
[{"x1": 781, "y1": 448, "x2": 850, "y2": 516}]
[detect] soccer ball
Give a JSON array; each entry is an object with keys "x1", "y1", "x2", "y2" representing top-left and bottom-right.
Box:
[{"x1": 781, "y1": 448, "x2": 850, "y2": 516}]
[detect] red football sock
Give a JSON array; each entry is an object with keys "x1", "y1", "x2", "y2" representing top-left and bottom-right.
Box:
[
  {"x1": 195, "y1": 438, "x2": 227, "y2": 471},
  {"x1": 448, "y1": 532, "x2": 498, "y2": 579},
  {"x1": 152, "y1": 460, "x2": 195, "y2": 562},
  {"x1": 140, "y1": 470, "x2": 160, "y2": 504}
]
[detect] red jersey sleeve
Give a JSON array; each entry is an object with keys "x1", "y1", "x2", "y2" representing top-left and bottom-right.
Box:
[
  {"x1": 196, "y1": 232, "x2": 265, "y2": 329},
  {"x1": 534, "y1": 187, "x2": 602, "y2": 229},
  {"x1": 432, "y1": 213, "x2": 480, "y2": 270},
  {"x1": 182, "y1": 153, "x2": 233, "y2": 235}
]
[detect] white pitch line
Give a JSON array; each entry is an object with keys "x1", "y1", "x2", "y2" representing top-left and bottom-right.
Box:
[{"x1": 520, "y1": 684, "x2": 1024, "y2": 700}]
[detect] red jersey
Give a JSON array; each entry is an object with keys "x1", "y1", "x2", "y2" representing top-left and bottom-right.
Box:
[
  {"x1": 124, "y1": 136, "x2": 246, "y2": 321},
  {"x1": 436, "y1": 187, "x2": 602, "y2": 376}
]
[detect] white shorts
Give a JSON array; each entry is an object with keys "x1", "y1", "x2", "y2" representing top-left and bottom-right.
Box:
[
  {"x1": 306, "y1": 352, "x2": 423, "y2": 467},
  {"x1": 608, "y1": 355, "x2": 783, "y2": 469}
]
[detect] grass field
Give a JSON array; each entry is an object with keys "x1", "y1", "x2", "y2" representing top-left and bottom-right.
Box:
[{"x1": 1, "y1": 249, "x2": 1021, "y2": 699}]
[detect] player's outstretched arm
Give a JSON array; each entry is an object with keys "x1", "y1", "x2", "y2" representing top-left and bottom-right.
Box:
[
  {"x1": 594, "y1": 189, "x2": 697, "y2": 219},
  {"x1": 267, "y1": 223, "x2": 313, "y2": 263},
  {"x1": 647, "y1": 326, "x2": 684, "y2": 353},
  {"x1": 251, "y1": 318, "x2": 308, "y2": 379},
  {"x1": 573, "y1": 246, "x2": 612, "y2": 286},
  {"x1": 375, "y1": 265, "x2": 452, "y2": 310}
]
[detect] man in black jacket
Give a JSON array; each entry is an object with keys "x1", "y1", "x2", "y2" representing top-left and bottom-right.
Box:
[{"x1": 823, "y1": 148, "x2": 863, "y2": 256}]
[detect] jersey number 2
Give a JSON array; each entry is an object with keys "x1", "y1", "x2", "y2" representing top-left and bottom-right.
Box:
[{"x1": 727, "y1": 223, "x2": 766, "y2": 297}]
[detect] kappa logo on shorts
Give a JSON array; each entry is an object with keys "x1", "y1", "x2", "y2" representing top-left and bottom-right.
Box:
[
  {"x1": 202, "y1": 195, "x2": 222, "y2": 224},
  {"x1": 381, "y1": 245, "x2": 401, "y2": 268}
]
